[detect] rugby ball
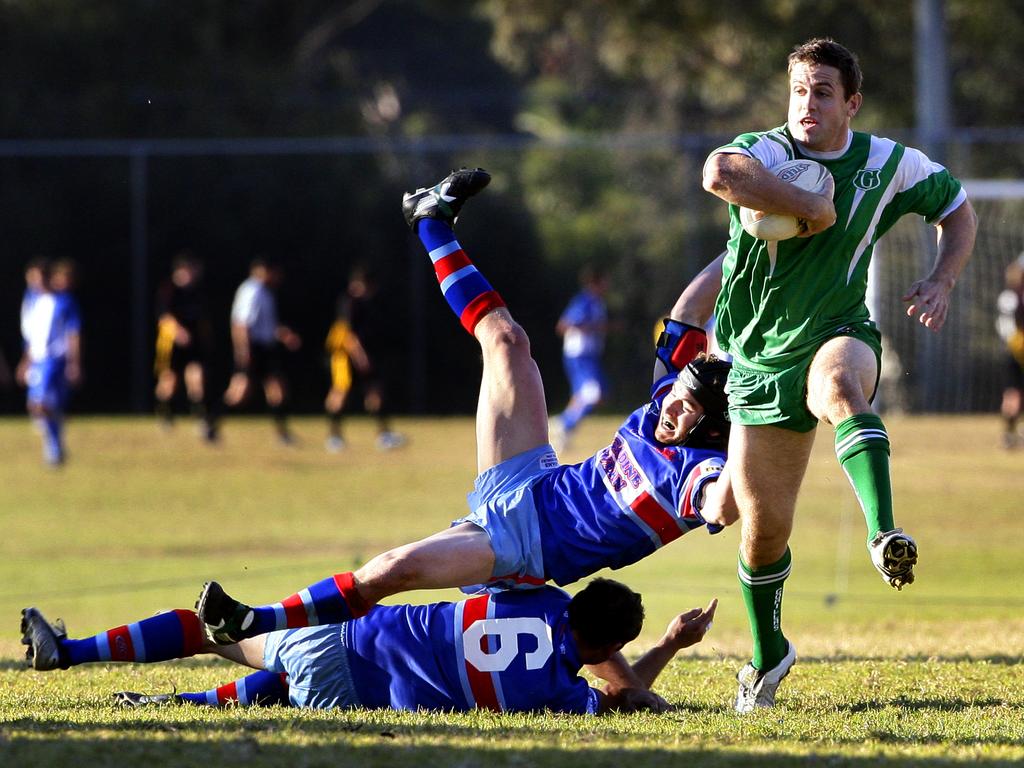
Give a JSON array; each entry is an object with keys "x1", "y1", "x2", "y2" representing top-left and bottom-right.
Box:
[{"x1": 739, "y1": 159, "x2": 834, "y2": 241}]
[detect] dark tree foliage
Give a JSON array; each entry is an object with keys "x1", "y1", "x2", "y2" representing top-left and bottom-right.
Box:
[{"x1": 0, "y1": 1, "x2": 1017, "y2": 413}]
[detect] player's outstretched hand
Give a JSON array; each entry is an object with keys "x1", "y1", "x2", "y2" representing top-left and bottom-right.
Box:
[
  {"x1": 902, "y1": 275, "x2": 954, "y2": 331},
  {"x1": 663, "y1": 598, "x2": 718, "y2": 651},
  {"x1": 610, "y1": 687, "x2": 672, "y2": 714}
]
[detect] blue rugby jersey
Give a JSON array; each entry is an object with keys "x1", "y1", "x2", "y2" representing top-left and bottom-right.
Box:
[
  {"x1": 560, "y1": 290, "x2": 607, "y2": 358},
  {"x1": 533, "y1": 343, "x2": 725, "y2": 586},
  {"x1": 22, "y1": 291, "x2": 81, "y2": 362},
  {"x1": 343, "y1": 587, "x2": 597, "y2": 714},
  {"x1": 534, "y1": 401, "x2": 724, "y2": 586}
]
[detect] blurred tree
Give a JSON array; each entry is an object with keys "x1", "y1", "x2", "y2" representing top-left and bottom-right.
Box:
[
  {"x1": 0, "y1": 0, "x2": 1019, "y2": 413},
  {"x1": 478, "y1": 0, "x2": 1023, "y2": 395}
]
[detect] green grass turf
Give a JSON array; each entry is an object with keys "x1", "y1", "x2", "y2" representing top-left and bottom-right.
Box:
[{"x1": 1, "y1": 414, "x2": 1023, "y2": 766}]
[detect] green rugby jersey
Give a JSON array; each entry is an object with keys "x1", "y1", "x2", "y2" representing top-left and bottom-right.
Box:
[{"x1": 709, "y1": 126, "x2": 966, "y2": 371}]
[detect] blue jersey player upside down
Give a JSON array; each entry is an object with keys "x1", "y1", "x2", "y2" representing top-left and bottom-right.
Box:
[{"x1": 195, "y1": 168, "x2": 739, "y2": 698}]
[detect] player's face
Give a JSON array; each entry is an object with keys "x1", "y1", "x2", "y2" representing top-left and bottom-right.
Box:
[
  {"x1": 787, "y1": 62, "x2": 862, "y2": 152},
  {"x1": 654, "y1": 384, "x2": 705, "y2": 445}
]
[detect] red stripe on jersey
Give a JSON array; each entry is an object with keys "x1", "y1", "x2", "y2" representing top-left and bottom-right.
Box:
[
  {"x1": 281, "y1": 593, "x2": 309, "y2": 628},
  {"x1": 175, "y1": 610, "x2": 205, "y2": 657},
  {"x1": 630, "y1": 491, "x2": 683, "y2": 546},
  {"x1": 460, "y1": 291, "x2": 506, "y2": 334},
  {"x1": 462, "y1": 595, "x2": 501, "y2": 712},
  {"x1": 107, "y1": 625, "x2": 135, "y2": 662},
  {"x1": 679, "y1": 464, "x2": 708, "y2": 522},
  {"x1": 216, "y1": 681, "x2": 239, "y2": 704},
  {"x1": 489, "y1": 572, "x2": 546, "y2": 587},
  {"x1": 433, "y1": 250, "x2": 472, "y2": 282}
]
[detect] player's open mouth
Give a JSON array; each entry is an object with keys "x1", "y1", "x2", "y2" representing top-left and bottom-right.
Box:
[
  {"x1": 800, "y1": 118, "x2": 817, "y2": 127},
  {"x1": 661, "y1": 419, "x2": 674, "y2": 432}
]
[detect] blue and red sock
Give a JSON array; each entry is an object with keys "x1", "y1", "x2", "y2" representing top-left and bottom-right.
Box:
[
  {"x1": 245, "y1": 572, "x2": 371, "y2": 635},
  {"x1": 61, "y1": 609, "x2": 205, "y2": 666},
  {"x1": 417, "y1": 218, "x2": 505, "y2": 335},
  {"x1": 178, "y1": 670, "x2": 290, "y2": 707}
]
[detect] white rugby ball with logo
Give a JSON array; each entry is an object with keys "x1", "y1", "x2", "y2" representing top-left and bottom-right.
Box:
[{"x1": 739, "y1": 159, "x2": 835, "y2": 241}]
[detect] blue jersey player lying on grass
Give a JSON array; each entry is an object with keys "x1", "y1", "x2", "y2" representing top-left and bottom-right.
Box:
[
  {"x1": 21, "y1": 578, "x2": 716, "y2": 714},
  {"x1": 191, "y1": 168, "x2": 738, "y2": 700}
]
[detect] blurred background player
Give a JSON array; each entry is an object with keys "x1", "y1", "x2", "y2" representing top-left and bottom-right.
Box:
[
  {"x1": 153, "y1": 252, "x2": 217, "y2": 442},
  {"x1": 996, "y1": 252, "x2": 1024, "y2": 448},
  {"x1": 17, "y1": 259, "x2": 81, "y2": 466},
  {"x1": 551, "y1": 266, "x2": 609, "y2": 452},
  {"x1": 21, "y1": 258, "x2": 48, "y2": 327},
  {"x1": 223, "y1": 258, "x2": 302, "y2": 445},
  {"x1": 323, "y1": 266, "x2": 405, "y2": 452},
  {"x1": 15, "y1": 258, "x2": 48, "y2": 420}
]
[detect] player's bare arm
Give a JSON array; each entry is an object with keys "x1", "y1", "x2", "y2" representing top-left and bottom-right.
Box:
[
  {"x1": 902, "y1": 199, "x2": 978, "y2": 332},
  {"x1": 343, "y1": 332, "x2": 372, "y2": 373},
  {"x1": 596, "y1": 599, "x2": 718, "y2": 712},
  {"x1": 65, "y1": 331, "x2": 82, "y2": 386},
  {"x1": 698, "y1": 465, "x2": 739, "y2": 529},
  {"x1": 702, "y1": 153, "x2": 836, "y2": 235},
  {"x1": 276, "y1": 325, "x2": 302, "y2": 351},
  {"x1": 669, "y1": 251, "x2": 724, "y2": 327},
  {"x1": 230, "y1": 322, "x2": 251, "y2": 367},
  {"x1": 630, "y1": 599, "x2": 718, "y2": 690}
]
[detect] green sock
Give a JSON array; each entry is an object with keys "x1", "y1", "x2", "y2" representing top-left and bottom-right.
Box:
[
  {"x1": 738, "y1": 548, "x2": 791, "y2": 671},
  {"x1": 835, "y1": 413, "x2": 894, "y2": 542}
]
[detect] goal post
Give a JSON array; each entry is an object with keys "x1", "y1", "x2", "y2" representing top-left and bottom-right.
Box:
[{"x1": 869, "y1": 180, "x2": 1024, "y2": 414}]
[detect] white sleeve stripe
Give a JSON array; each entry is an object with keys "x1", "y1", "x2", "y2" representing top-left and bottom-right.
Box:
[{"x1": 931, "y1": 187, "x2": 968, "y2": 225}]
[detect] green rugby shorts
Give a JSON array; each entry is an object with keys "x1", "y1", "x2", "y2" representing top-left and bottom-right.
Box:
[{"x1": 725, "y1": 321, "x2": 882, "y2": 433}]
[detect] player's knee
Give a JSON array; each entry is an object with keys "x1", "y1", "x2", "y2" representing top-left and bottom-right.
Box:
[
  {"x1": 740, "y1": 535, "x2": 789, "y2": 567},
  {"x1": 483, "y1": 321, "x2": 532, "y2": 366},
  {"x1": 740, "y1": 518, "x2": 792, "y2": 563},
  {"x1": 808, "y1": 369, "x2": 868, "y2": 424}
]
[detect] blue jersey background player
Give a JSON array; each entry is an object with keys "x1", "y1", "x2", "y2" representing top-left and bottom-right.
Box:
[
  {"x1": 195, "y1": 168, "x2": 737, "y2": 699},
  {"x1": 22, "y1": 579, "x2": 718, "y2": 715},
  {"x1": 552, "y1": 266, "x2": 609, "y2": 451},
  {"x1": 17, "y1": 260, "x2": 82, "y2": 466}
]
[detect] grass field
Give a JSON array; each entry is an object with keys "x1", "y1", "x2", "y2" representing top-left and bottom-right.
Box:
[{"x1": 1, "y1": 413, "x2": 1023, "y2": 766}]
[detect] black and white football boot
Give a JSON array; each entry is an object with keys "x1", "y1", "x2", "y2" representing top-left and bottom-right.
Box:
[
  {"x1": 196, "y1": 580, "x2": 256, "y2": 646},
  {"x1": 402, "y1": 168, "x2": 490, "y2": 230},
  {"x1": 113, "y1": 691, "x2": 180, "y2": 708},
  {"x1": 20, "y1": 607, "x2": 68, "y2": 671},
  {"x1": 869, "y1": 528, "x2": 918, "y2": 590},
  {"x1": 734, "y1": 641, "x2": 797, "y2": 713}
]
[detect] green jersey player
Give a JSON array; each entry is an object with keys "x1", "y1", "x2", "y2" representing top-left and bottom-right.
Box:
[{"x1": 702, "y1": 38, "x2": 977, "y2": 713}]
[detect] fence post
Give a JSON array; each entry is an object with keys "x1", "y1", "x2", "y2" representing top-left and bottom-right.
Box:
[{"x1": 130, "y1": 147, "x2": 149, "y2": 413}]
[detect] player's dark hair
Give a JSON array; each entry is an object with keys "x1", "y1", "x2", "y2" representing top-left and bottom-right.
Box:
[
  {"x1": 579, "y1": 264, "x2": 606, "y2": 288},
  {"x1": 172, "y1": 249, "x2": 199, "y2": 272},
  {"x1": 25, "y1": 256, "x2": 50, "y2": 281},
  {"x1": 568, "y1": 578, "x2": 644, "y2": 648},
  {"x1": 788, "y1": 37, "x2": 862, "y2": 99},
  {"x1": 50, "y1": 258, "x2": 76, "y2": 281}
]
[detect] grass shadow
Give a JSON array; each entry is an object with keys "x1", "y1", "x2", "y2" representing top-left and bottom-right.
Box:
[{"x1": 2, "y1": 730, "x2": 1023, "y2": 768}]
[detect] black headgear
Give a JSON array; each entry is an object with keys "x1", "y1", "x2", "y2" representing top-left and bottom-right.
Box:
[{"x1": 677, "y1": 356, "x2": 731, "y2": 450}]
